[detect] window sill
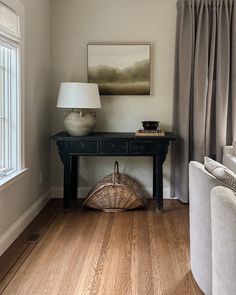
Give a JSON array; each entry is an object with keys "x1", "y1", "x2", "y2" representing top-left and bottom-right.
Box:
[{"x1": 0, "y1": 169, "x2": 28, "y2": 191}]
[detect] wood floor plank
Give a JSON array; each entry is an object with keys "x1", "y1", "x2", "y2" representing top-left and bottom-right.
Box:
[
  {"x1": 61, "y1": 212, "x2": 110, "y2": 295},
  {"x1": 0, "y1": 200, "x2": 204, "y2": 295},
  {"x1": 110, "y1": 212, "x2": 135, "y2": 295},
  {"x1": 130, "y1": 212, "x2": 139, "y2": 295},
  {"x1": 0, "y1": 243, "x2": 36, "y2": 294},
  {"x1": 97, "y1": 213, "x2": 125, "y2": 295},
  {"x1": 77, "y1": 214, "x2": 114, "y2": 295},
  {"x1": 148, "y1": 207, "x2": 177, "y2": 295},
  {"x1": 137, "y1": 210, "x2": 155, "y2": 295}
]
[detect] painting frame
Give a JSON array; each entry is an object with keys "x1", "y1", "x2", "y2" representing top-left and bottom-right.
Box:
[{"x1": 87, "y1": 43, "x2": 151, "y2": 96}]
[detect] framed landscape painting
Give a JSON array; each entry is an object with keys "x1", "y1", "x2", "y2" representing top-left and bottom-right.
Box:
[{"x1": 87, "y1": 44, "x2": 150, "y2": 95}]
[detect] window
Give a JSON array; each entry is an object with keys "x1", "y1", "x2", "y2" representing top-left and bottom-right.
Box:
[{"x1": 0, "y1": 0, "x2": 24, "y2": 184}]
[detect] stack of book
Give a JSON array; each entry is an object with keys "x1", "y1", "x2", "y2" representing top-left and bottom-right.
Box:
[{"x1": 135, "y1": 130, "x2": 165, "y2": 137}]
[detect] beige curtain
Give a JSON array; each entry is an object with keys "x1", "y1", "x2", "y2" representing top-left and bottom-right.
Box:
[{"x1": 172, "y1": 0, "x2": 236, "y2": 203}]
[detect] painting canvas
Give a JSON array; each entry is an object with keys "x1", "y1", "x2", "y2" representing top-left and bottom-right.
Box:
[{"x1": 87, "y1": 44, "x2": 150, "y2": 95}]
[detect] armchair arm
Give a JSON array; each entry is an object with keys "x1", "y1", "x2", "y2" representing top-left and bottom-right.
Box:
[
  {"x1": 211, "y1": 186, "x2": 236, "y2": 295},
  {"x1": 189, "y1": 161, "x2": 223, "y2": 295}
]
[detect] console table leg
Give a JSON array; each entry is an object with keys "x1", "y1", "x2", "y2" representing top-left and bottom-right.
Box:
[
  {"x1": 71, "y1": 156, "x2": 78, "y2": 199},
  {"x1": 153, "y1": 156, "x2": 157, "y2": 198},
  {"x1": 63, "y1": 155, "x2": 72, "y2": 210},
  {"x1": 153, "y1": 156, "x2": 163, "y2": 213}
]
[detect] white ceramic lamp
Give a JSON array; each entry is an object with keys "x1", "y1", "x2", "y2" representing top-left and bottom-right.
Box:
[{"x1": 57, "y1": 82, "x2": 101, "y2": 136}]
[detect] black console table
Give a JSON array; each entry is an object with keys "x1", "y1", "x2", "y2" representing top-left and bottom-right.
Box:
[{"x1": 52, "y1": 132, "x2": 176, "y2": 212}]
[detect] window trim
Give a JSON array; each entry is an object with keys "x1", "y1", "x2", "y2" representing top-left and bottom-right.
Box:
[
  {"x1": 0, "y1": 0, "x2": 25, "y2": 188},
  {"x1": 0, "y1": 168, "x2": 28, "y2": 190}
]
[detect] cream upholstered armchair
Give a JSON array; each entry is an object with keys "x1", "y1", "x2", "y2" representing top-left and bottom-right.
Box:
[
  {"x1": 189, "y1": 161, "x2": 221, "y2": 295},
  {"x1": 189, "y1": 155, "x2": 236, "y2": 295}
]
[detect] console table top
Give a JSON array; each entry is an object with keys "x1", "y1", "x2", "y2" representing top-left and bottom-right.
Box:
[{"x1": 52, "y1": 131, "x2": 176, "y2": 141}]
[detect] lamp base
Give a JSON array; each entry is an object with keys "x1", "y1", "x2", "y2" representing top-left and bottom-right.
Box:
[{"x1": 64, "y1": 110, "x2": 96, "y2": 136}]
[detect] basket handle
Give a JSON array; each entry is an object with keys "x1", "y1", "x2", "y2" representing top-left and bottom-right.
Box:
[{"x1": 112, "y1": 161, "x2": 119, "y2": 185}]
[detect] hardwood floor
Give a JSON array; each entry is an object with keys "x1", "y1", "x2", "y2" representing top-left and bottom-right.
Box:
[{"x1": 0, "y1": 200, "x2": 203, "y2": 295}]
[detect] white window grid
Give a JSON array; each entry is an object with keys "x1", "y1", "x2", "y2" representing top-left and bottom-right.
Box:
[
  {"x1": 0, "y1": 0, "x2": 25, "y2": 182},
  {"x1": 0, "y1": 39, "x2": 18, "y2": 178}
]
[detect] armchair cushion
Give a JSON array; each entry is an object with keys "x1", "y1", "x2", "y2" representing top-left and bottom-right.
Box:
[{"x1": 204, "y1": 157, "x2": 236, "y2": 192}]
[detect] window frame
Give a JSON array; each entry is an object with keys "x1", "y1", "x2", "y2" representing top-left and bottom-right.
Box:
[{"x1": 0, "y1": 0, "x2": 26, "y2": 189}]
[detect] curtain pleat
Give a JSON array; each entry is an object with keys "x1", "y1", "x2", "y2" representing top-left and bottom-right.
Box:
[{"x1": 172, "y1": 0, "x2": 236, "y2": 202}]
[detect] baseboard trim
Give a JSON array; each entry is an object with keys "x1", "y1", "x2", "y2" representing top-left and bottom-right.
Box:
[
  {"x1": 0, "y1": 189, "x2": 50, "y2": 257},
  {"x1": 51, "y1": 186, "x2": 177, "y2": 200}
]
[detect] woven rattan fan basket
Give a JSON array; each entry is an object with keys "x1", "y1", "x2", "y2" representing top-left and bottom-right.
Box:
[{"x1": 82, "y1": 161, "x2": 147, "y2": 212}]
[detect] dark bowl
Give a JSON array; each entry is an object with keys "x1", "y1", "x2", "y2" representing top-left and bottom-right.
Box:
[{"x1": 142, "y1": 121, "x2": 160, "y2": 131}]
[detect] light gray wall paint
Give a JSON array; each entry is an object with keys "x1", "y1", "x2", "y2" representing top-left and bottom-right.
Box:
[
  {"x1": 0, "y1": 0, "x2": 51, "y2": 237},
  {"x1": 50, "y1": 0, "x2": 177, "y2": 196}
]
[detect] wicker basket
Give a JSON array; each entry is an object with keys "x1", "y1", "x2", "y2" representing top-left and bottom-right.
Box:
[{"x1": 82, "y1": 161, "x2": 147, "y2": 212}]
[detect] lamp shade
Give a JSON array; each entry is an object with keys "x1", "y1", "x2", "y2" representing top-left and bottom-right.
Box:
[{"x1": 57, "y1": 82, "x2": 101, "y2": 109}]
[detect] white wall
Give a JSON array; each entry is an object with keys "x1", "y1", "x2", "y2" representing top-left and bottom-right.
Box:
[
  {"x1": 51, "y1": 0, "x2": 177, "y2": 197},
  {"x1": 0, "y1": 0, "x2": 51, "y2": 255},
  {"x1": 0, "y1": 0, "x2": 177, "y2": 257}
]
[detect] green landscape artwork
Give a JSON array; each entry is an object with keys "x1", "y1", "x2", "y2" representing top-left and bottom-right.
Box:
[{"x1": 87, "y1": 44, "x2": 150, "y2": 95}]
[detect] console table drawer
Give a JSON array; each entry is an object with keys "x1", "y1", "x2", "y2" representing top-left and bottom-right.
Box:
[
  {"x1": 70, "y1": 141, "x2": 99, "y2": 154},
  {"x1": 130, "y1": 142, "x2": 156, "y2": 154},
  {"x1": 100, "y1": 141, "x2": 128, "y2": 154}
]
